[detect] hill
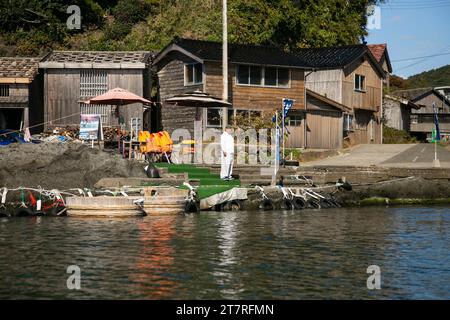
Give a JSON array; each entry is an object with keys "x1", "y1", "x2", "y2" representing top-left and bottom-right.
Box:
[
  {"x1": 406, "y1": 64, "x2": 450, "y2": 89},
  {"x1": 0, "y1": 0, "x2": 384, "y2": 56}
]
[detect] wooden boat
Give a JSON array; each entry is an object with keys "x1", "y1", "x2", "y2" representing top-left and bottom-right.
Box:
[
  {"x1": 65, "y1": 196, "x2": 146, "y2": 217},
  {"x1": 143, "y1": 187, "x2": 188, "y2": 215},
  {"x1": 65, "y1": 187, "x2": 191, "y2": 217}
]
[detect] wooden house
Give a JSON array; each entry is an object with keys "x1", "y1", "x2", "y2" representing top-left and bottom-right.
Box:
[
  {"x1": 296, "y1": 44, "x2": 388, "y2": 145},
  {"x1": 392, "y1": 87, "x2": 450, "y2": 140},
  {"x1": 154, "y1": 38, "x2": 351, "y2": 150},
  {"x1": 383, "y1": 95, "x2": 420, "y2": 133},
  {"x1": 0, "y1": 58, "x2": 43, "y2": 133},
  {"x1": 39, "y1": 51, "x2": 152, "y2": 132}
]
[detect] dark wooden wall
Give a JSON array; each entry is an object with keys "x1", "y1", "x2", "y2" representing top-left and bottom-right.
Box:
[
  {"x1": 157, "y1": 51, "x2": 203, "y2": 136},
  {"x1": 43, "y1": 68, "x2": 145, "y2": 131}
]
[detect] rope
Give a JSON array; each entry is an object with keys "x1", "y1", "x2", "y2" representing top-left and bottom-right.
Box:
[{"x1": 0, "y1": 111, "x2": 82, "y2": 138}]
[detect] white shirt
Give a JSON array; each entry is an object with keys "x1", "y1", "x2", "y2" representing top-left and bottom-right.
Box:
[{"x1": 221, "y1": 131, "x2": 234, "y2": 154}]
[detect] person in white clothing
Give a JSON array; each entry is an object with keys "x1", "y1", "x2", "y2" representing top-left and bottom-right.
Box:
[{"x1": 220, "y1": 126, "x2": 234, "y2": 180}]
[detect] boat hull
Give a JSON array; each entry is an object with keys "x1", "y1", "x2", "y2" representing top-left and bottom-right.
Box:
[{"x1": 65, "y1": 196, "x2": 145, "y2": 218}]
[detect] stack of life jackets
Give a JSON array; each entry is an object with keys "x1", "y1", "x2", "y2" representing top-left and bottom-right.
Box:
[{"x1": 139, "y1": 131, "x2": 173, "y2": 154}]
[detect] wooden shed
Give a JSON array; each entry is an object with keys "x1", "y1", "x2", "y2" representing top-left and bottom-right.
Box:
[
  {"x1": 39, "y1": 51, "x2": 152, "y2": 132},
  {"x1": 0, "y1": 57, "x2": 43, "y2": 133}
]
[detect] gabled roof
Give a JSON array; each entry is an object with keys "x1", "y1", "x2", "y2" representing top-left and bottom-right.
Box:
[
  {"x1": 294, "y1": 44, "x2": 386, "y2": 77},
  {"x1": 0, "y1": 57, "x2": 41, "y2": 83},
  {"x1": 384, "y1": 94, "x2": 420, "y2": 110},
  {"x1": 306, "y1": 89, "x2": 351, "y2": 112},
  {"x1": 40, "y1": 51, "x2": 152, "y2": 69},
  {"x1": 154, "y1": 38, "x2": 312, "y2": 69},
  {"x1": 391, "y1": 87, "x2": 450, "y2": 107},
  {"x1": 367, "y1": 44, "x2": 392, "y2": 73}
]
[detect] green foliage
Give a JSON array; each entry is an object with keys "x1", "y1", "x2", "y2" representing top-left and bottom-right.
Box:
[
  {"x1": 383, "y1": 126, "x2": 418, "y2": 144},
  {"x1": 284, "y1": 148, "x2": 302, "y2": 161},
  {"x1": 0, "y1": 0, "x2": 385, "y2": 55},
  {"x1": 406, "y1": 65, "x2": 450, "y2": 89}
]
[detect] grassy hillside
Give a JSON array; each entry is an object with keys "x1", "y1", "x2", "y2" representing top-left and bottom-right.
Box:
[{"x1": 0, "y1": 0, "x2": 384, "y2": 56}]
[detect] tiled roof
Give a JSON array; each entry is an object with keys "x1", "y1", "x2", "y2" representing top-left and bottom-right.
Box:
[
  {"x1": 156, "y1": 38, "x2": 387, "y2": 75},
  {"x1": 159, "y1": 38, "x2": 312, "y2": 68},
  {"x1": 0, "y1": 57, "x2": 41, "y2": 80},
  {"x1": 391, "y1": 87, "x2": 450, "y2": 106},
  {"x1": 294, "y1": 44, "x2": 386, "y2": 75},
  {"x1": 391, "y1": 87, "x2": 433, "y2": 101},
  {"x1": 42, "y1": 51, "x2": 152, "y2": 64},
  {"x1": 367, "y1": 44, "x2": 392, "y2": 73},
  {"x1": 295, "y1": 44, "x2": 367, "y2": 69},
  {"x1": 367, "y1": 44, "x2": 386, "y2": 62},
  {"x1": 0, "y1": 96, "x2": 28, "y2": 104}
]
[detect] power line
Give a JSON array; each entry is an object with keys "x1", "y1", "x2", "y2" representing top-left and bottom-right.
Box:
[{"x1": 392, "y1": 52, "x2": 450, "y2": 62}]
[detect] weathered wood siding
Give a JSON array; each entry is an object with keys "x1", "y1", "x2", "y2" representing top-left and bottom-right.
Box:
[
  {"x1": 348, "y1": 109, "x2": 382, "y2": 145},
  {"x1": 44, "y1": 69, "x2": 145, "y2": 130},
  {"x1": 305, "y1": 54, "x2": 383, "y2": 145},
  {"x1": 6, "y1": 83, "x2": 29, "y2": 99},
  {"x1": 412, "y1": 93, "x2": 450, "y2": 114},
  {"x1": 45, "y1": 69, "x2": 80, "y2": 128},
  {"x1": 205, "y1": 61, "x2": 305, "y2": 111},
  {"x1": 157, "y1": 52, "x2": 203, "y2": 136},
  {"x1": 305, "y1": 69, "x2": 343, "y2": 104},
  {"x1": 342, "y1": 57, "x2": 382, "y2": 112},
  {"x1": 286, "y1": 96, "x2": 343, "y2": 150}
]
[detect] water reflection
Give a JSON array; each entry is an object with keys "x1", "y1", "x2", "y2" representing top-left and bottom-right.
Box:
[
  {"x1": 133, "y1": 216, "x2": 178, "y2": 299},
  {"x1": 0, "y1": 207, "x2": 448, "y2": 299}
]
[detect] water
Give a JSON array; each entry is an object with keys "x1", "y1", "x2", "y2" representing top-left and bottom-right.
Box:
[{"x1": 0, "y1": 207, "x2": 448, "y2": 300}]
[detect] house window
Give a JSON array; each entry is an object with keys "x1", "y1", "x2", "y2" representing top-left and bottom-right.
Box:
[
  {"x1": 80, "y1": 69, "x2": 108, "y2": 98},
  {"x1": 288, "y1": 115, "x2": 302, "y2": 127},
  {"x1": 185, "y1": 63, "x2": 203, "y2": 85},
  {"x1": 237, "y1": 65, "x2": 262, "y2": 85},
  {"x1": 0, "y1": 84, "x2": 10, "y2": 97},
  {"x1": 228, "y1": 109, "x2": 262, "y2": 124},
  {"x1": 355, "y1": 74, "x2": 365, "y2": 92},
  {"x1": 344, "y1": 113, "x2": 354, "y2": 132},
  {"x1": 277, "y1": 68, "x2": 290, "y2": 87},
  {"x1": 237, "y1": 65, "x2": 289, "y2": 87},
  {"x1": 206, "y1": 107, "x2": 222, "y2": 128}
]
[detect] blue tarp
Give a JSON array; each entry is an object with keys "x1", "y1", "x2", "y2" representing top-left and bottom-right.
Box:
[{"x1": 0, "y1": 130, "x2": 26, "y2": 146}]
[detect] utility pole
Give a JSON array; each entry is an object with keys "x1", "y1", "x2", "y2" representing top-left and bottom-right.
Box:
[{"x1": 222, "y1": 0, "x2": 228, "y2": 131}]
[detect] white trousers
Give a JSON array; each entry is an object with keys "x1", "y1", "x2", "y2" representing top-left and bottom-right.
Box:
[{"x1": 220, "y1": 153, "x2": 234, "y2": 179}]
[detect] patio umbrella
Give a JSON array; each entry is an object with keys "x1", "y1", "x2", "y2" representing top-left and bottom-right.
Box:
[
  {"x1": 82, "y1": 87, "x2": 151, "y2": 154},
  {"x1": 83, "y1": 87, "x2": 151, "y2": 106},
  {"x1": 165, "y1": 90, "x2": 232, "y2": 108},
  {"x1": 166, "y1": 90, "x2": 232, "y2": 128}
]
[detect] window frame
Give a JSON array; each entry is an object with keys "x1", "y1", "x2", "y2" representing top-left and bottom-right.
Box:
[
  {"x1": 0, "y1": 84, "x2": 10, "y2": 97},
  {"x1": 205, "y1": 107, "x2": 223, "y2": 128},
  {"x1": 288, "y1": 114, "x2": 303, "y2": 127},
  {"x1": 184, "y1": 63, "x2": 204, "y2": 86},
  {"x1": 344, "y1": 113, "x2": 354, "y2": 132},
  {"x1": 236, "y1": 64, "x2": 291, "y2": 88},
  {"x1": 354, "y1": 74, "x2": 366, "y2": 92}
]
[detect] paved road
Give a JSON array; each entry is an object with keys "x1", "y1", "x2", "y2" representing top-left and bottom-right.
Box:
[
  {"x1": 304, "y1": 144, "x2": 450, "y2": 168},
  {"x1": 380, "y1": 143, "x2": 450, "y2": 168}
]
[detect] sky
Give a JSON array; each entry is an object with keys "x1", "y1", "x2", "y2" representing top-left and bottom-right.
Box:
[{"x1": 366, "y1": 0, "x2": 450, "y2": 78}]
